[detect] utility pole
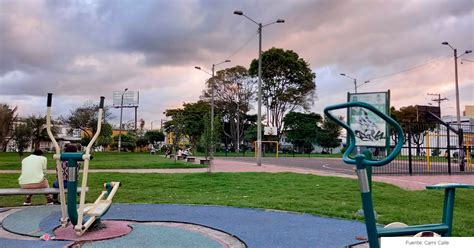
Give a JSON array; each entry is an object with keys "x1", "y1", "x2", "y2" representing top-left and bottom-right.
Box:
[
  {"x1": 427, "y1": 93, "x2": 448, "y2": 149},
  {"x1": 427, "y1": 93, "x2": 448, "y2": 111}
]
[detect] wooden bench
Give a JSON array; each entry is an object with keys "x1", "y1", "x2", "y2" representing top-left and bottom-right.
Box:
[
  {"x1": 186, "y1": 157, "x2": 196, "y2": 163},
  {"x1": 0, "y1": 187, "x2": 88, "y2": 196},
  {"x1": 200, "y1": 159, "x2": 210, "y2": 165}
]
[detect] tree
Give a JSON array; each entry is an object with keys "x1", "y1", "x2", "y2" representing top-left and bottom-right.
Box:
[
  {"x1": 145, "y1": 130, "x2": 165, "y2": 145},
  {"x1": 283, "y1": 112, "x2": 322, "y2": 153},
  {"x1": 199, "y1": 112, "x2": 221, "y2": 161},
  {"x1": 113, "y1": 132, "x2": 137, "y2": 151},
  {"x1": 96, "y1": 123, "x2": 113, "y2": 148},
  {"x1": 0, "y1": 104, "x2": 17, "y2": 151},
  {"x1": 26, "y1": 115, "x2": 48, "y2": 150},
  {"x1": 182, "y1": 101, "x2": 210, "y2": 151},
  {"x1": 249, "y1": 48, "x2": 316, "y2": 139},
  {"x1": 317, "y1": 116, "x2": 343, "y2": 154},
  {"x1": 391, "y1": 105, "x2": 436, "y2": 156},
  {"x1": 61, "y1": 101, "x2": 113, "y2": 139},
  {"x1": 163, "y1": 108, "x2": 186, "y2": 160},
  {"x1": 202, "y1": 66, "x2": 254, "y2": 151},
  {"x1": 13, "y1": 124, "x2": 31, "y2": 157}
]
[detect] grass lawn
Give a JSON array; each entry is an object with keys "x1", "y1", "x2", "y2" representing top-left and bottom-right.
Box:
[
  {"x1": 0, "y1": 152, "x2": 206, "y2": 170},
  {"x1": 0, "y1": 172, "x2": 472, "y2": 237}
]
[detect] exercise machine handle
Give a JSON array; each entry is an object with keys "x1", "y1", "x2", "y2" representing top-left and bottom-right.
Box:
[
  {"x1": 46, "y1": 93, "x2": 60, "y2": 155},
  {"x1": 47, "y1": 93, "x2": 52, "y2": 107},
  {"x1": 324, "y1": 101, "x2": 404, "y2": 167},
  {"x1": 99, "y1": 96, "x2": 104, "y2": 109},
  {"x1": 85, "y1": 96, "x2": 105, "y2": 155}
]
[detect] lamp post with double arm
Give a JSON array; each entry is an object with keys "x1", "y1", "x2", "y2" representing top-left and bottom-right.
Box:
[
  {"x1": 195, "y1": 60, "x2": 231, "y2": 171},
  {"x1": 234, "y1": 10, "x2": 284, "y2": 166}
]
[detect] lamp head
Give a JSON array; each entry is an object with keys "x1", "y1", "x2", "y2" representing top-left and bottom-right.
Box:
[
  {"x1": 233, "y1": 10, "x2": 243, "y2": 15},
  {"x1": 340, "y1": 73, "x2": 346, "y2": 76},
  {"x1": 124, "y1": 88, "x2": 128, "y2": 91},
  {"x1": 195, "y1": 66, "x2": 201, "y2": 70},
  {"x1": 225, "y1": 59, "x2": 231, "y2": 63},
  {"x1": 276, "y1": 19, "x2": 285, "y2": 23},
  {"x1": 442, "y1": 42, "x2": 449, "y2": 45},
  {"x1": 466, "y1": 50, "x2": 472, "y2": 54}
]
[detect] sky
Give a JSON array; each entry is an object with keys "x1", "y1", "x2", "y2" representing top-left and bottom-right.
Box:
[{"x1": 1, "y1": 0, "x2": 473, "y2": 129}]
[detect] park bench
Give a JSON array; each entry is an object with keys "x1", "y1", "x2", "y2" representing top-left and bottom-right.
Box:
[
  {"x1": 200, "y1": 159, "x2": 210, "y2": 165},
  {"x1": 0, "y1": 187, "x2": 88, "y2": 196},
  {"x1": 186, "y1": 157, "x2": 196, "y2": 163}
]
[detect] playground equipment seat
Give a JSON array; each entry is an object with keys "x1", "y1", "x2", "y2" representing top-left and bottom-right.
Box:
[
  {"x1": 324, "y1": 101, "x2": 473, "y2": 248},
  {"x1": 46, "y1": 93, "x2": 121, "y2": 236}
]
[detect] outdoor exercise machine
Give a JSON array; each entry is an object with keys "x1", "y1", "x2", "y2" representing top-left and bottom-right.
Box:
[
  {"x1": 324, "y1": 101, "x2": 474, "y2": 248},
  {"x1": 46, "y1": 93, "x2": 121, "y2": 236}
]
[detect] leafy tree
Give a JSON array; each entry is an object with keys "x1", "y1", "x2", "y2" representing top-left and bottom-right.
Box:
[
  {"x1": 182, "y1": 101, "x2": 210, "y2": 151},
  {"x1": 113, "y1": 132, "x2": 137, "y2": 151},
  {"x1": 136, "y1": 137, "x2": 149, "y2": 150},
  {"x1": 200, "y1": 112, "x2": 221, "y2": 161},
  {"x1": 202, "y1": 66, "x2": 254, "y2": 151},
  {"x1": 26, "y1": 115, "x2": 48, "y2": 150},
  {"x1": 163, "y1": 108, "x2": 186, "y2": 160},
  {"x1": 391, "y1": 105, "x2": 436, "y2": 156},
  {"x1": 318, "y1": 116, "x2": 343, "y2": 154},
  {"x1": 145, "y1": 130, "x2": 165, "y2": 145},
  {"x1": 0, "y1": 104, "x2": 17, "y2": 151},
  {"x1": 96, "y1": 123, "x2": 113, "y2": 148},
  {"x1": 283, "y1": 112, "x2": 322, "y2": 153},
  {"x1": 61, "y1": 101, "x2": 113, "y2": 139},
  {"x1": 13, "y1": 124, "x2": 31, "y2": 157},
  {"x1": 249, "y1": 48, "x2": 316, "y2": 139}
]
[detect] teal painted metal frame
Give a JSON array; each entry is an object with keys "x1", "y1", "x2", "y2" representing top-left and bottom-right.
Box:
[{"x1": 324, "y1": 101, "x2": 473, "y2": 248}]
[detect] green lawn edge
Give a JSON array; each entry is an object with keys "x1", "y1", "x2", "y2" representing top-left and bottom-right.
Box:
[{"x1": 0, "y1": 172, "x2": 472, "y2": 237}]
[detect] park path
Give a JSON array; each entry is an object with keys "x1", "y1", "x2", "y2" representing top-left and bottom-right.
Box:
[{"x1": 1, "y1": 157, "x2": 472, "y2": 190}]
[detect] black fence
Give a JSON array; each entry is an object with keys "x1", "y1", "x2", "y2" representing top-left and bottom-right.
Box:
[{"x1": 372, "y1": 122, "x2": 474, "y2": 175}]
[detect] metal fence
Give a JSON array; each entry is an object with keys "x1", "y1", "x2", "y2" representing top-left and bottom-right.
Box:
[{"x1": 372, "y1": 122, "x2": 474, "y2": 175}]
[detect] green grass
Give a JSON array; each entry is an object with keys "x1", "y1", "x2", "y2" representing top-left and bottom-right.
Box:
[
  {"x1": 0, "y1": 172, "x2": 472, "y2": 236},
  {"x1": 0, "y1": 152, "x2": 206, "y2": 170}
]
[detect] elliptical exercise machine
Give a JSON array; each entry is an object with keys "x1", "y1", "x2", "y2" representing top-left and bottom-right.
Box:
[{"x1": 46, "y1": 93, "x2": 120, "y2": 236}]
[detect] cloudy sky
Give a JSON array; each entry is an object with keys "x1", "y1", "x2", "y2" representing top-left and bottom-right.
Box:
[{"x1": 1, "y1": 0, "x2": 473, "y2": 128}]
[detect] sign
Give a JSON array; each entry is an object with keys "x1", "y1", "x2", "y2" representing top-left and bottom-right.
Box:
[
  {"x1": 113, "y1": 91, "x2": 139, "y2": 107},
  {"x1": 348, "y1": 91, "x2": 389, "y2": 147}
]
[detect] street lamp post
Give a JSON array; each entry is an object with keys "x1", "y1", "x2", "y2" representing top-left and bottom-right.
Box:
[
  {"x1": 195, "y1": 60, "x2": 231, "y2": 171},
  {"x1": 118, "y1": 88, "x2": 128, "y2": 153},
  {"x1": 442, "y1": 42, "x2": 472, "y2": 127},
  {"x1": 234, "y1": 10, "x2": 284, "y2": 166},
  {"x1": 235, "y1": 82, "x2": 242, "y2": 153},
  {"x1": 340, "y1": 73, "x2": 370, "y2": 93}
]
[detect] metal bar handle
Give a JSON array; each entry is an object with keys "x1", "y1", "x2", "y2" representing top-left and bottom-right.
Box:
[
  {"x1": 46, "y1": 93, "x2": 60, "y2": 154},
  {"x1": 85, "y1": 96, "x2": 105, "y2": 155},
  {"x1": 324, "y1": 101, "x2": 404, "y2": 167}
]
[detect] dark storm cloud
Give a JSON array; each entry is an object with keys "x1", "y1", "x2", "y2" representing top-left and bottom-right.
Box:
[{"x1": 0, "y1": 0, "x2": 472, "y2": 121}]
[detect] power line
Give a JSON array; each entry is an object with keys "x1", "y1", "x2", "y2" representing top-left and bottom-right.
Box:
[
  {"x1": 225, "y1": 32, "x2": 258, "y2": 61},
  {"x1": 367, "y1": 56, "x2": 449, "y2": 81}
]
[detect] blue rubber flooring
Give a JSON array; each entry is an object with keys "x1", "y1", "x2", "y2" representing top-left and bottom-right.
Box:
[
  {"x1": 2, "y1": 204, "x2": 366, "y2": 247},
  {"x1": 82, "y1": 224, "x2": 222, "y2": 248}
]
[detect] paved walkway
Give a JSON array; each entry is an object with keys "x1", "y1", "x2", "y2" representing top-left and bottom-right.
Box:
[{"x1": 1, "y1": 157, "x2": 472, "y2": 190}]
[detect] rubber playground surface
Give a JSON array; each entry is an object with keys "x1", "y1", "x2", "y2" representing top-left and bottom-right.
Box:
[
  {"x1": 0, "y1": 204, "x2": 366, "y2": 247},
  {"x1": 1, "y1": 157, "x2": 472, "y2": 247}
]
